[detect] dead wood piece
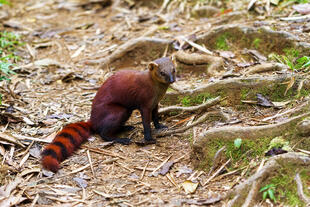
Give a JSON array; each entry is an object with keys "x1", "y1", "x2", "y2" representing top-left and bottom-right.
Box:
[
  {"x1": 159, "y1": 96, "x2": 221, "y2": 115},
  {"x1": 194, "y1": 111, "x2": 310, "y2": 148},
  {"x1": 86, "y1": 37, "x2": 172, "y2": 66},
  {"x1": 295, "y1": 173, "x2": 310, "y2": 204},
  {"x1": 226, "y1": 153, "x2": 310, "y2": 206},
  {"x1": 175, "y1": 50, "x2": 224, "y2": 76},
  {"x1": 244, "y1": 63, "x2": 288, "y2": 75}
]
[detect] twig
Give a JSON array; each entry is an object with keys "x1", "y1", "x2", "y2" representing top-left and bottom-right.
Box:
[
  {"x1": 81, "y1": 146, "x2": 126, "y2": 160},
  {"x1": 87, "y1": 150, "x2": 95, "y2": 177},
  {"x1": 179, "y1": 36, "x2": 213, "y2": 55},
  {"x1": 140, "y1": 161, "x2": 149, "y2": 180},
  {"x1": 151, "y1": 155, "x2": 172, "y2": 175},
  {"x1": 203, "y1": 159, "x2": 231, "y2": 186},
  {"x1": 156, "y1": 111, "x2": 219, "y2": 137}
]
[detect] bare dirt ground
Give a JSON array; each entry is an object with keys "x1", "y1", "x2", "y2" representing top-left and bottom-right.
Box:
[{"x1": 0, "y1": 0, "x2": 310, "y2": 206}]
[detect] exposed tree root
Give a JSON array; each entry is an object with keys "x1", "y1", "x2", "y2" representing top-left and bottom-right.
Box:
[
  {"x1": 195, "y1": 24, "x2": 310, "y2": 56},
  {"x1": 295, "y1": 172, "x2": 310, "y2": 205},
  {"x1": 244, "y1": 62, "x2": 288, "y2": 75},
  {"x1": 224, "y1": 153, "x2": 310, "y2": 206},
  {"x1": 85, "y1": 37, "x2": 172, "y2": 66},
  {"x1": 165, "y1": 74, "x2": 295, "y2": 101},
  {"x1": 194, "y1": 111, "x2": 310, "y2": 148},
  {"x1": 159, "y1": 96, "x2": 221, "y2": 115},
  {"x1": 175, "y1": 50, "x2": 224, "y2": 76}
]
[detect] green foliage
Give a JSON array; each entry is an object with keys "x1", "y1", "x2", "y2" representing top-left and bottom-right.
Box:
[
  {"x1": 216, "y1": 34, "x2": 229, "y2": 50},
  {"x1": 260, "y1": 184, "x2": 276, "y2": 202},
  {"x1": 0, "y1": 31, "x2": 22, "y2": 99},
  {"x1": 269, "y1": 48, "x2": 310, "y2": 72},
  {"x1": 0, "y1": 0, "x2": 10, "y2": 5},
  {"x1": 252, "y1": 38, "x2": 261, "y2": 49},
  {"x1": 288, "y1": 0, "x2": 309, "y2": 3}
]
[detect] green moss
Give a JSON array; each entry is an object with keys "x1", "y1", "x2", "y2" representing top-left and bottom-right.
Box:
[
  {"x1": 180, "y1": 93, "x2": 215, "y2": 106},
  {"x1": 201, "y1": 137, "x2": 272, "y2": 170},
  {"x1": 240, "y1": 88, "x2": 250, "y2": 100},
  {"x1": 298, "y1": 88, "x2": 310, "y2": 98},
  {"x1": 216, "y1": 33, "x2": 230, "y2": 50},
  {"x1": 258, "y1": 83, "x2": 294, "y2": 102}
]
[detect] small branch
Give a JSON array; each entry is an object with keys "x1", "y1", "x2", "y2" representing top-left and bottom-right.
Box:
[
  {"x1": 159, "y1": 96, "x2": 221, "y2": 115},
  {"x1": 155, "y1": 111, "x2": 220, "y2": 137}
]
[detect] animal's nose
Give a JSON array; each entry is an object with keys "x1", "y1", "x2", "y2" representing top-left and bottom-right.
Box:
[{"x1": 169, "y1": 74, "x2": 175, "y2": 83}]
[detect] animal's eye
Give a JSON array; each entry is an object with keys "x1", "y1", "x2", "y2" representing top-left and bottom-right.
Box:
[{"x1": 160, "y1": 71, "x2": 165, "y2": 76}]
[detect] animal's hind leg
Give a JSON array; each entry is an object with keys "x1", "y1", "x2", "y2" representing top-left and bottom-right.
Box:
[{"x1": 96, "y1": 105, "x2": 132, "y2": 145}]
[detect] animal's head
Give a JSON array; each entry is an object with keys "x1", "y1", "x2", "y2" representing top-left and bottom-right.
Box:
[{"x1": 148, "y1": 57, "x2": 176, "y2": 85}]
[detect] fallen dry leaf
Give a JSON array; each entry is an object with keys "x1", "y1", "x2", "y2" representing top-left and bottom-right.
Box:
[{"x1": 181, "y1": 180, "x2": 199, "y2": 194}]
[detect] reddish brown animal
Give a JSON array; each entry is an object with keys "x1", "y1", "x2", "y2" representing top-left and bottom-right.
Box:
[{"x1": 42, "y1": 57, "x2": 176, "y2": 172}]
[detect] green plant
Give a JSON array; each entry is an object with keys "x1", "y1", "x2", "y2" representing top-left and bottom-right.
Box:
[
  {"x1": 288, "y1": 0, "x2": 309, "y2": 3},
  {"x1": 0, "y1": 0, "x2": 9, "y2": 5},
  {"x1": 0, "y1": 31, "x2": 22, "y2": 97},
  {"x1": 252, "y1": 38, "x2": 261, "y2": 49},
  {"x1": 234, "y1": 138, "x2": 242, "y2": 149},
  {"x1": 260, "y1": 184, "x2": 276, "y2": 202},
  {"x1": 269, "y1": 48, "x2": 310, "y2": 72},
  {"x1": 216, "y1": 34, "x2": 229, "y2": 50}
]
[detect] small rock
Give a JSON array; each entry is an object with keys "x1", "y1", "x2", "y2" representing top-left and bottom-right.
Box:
[{"x1": 296, "y1": 119, "x2": 310, "y2": 136}]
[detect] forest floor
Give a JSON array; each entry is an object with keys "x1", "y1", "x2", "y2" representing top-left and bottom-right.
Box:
[{"x1": 0, "y1": 0, "x2": 310, "y2": 206}]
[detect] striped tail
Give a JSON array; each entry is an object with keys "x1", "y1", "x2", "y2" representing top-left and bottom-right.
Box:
[{"x1": 41, "y1": 121, "x2": 92, "y2": 172}]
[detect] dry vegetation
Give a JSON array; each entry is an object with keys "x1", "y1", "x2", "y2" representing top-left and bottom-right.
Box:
[{"x1": 0, "y1": 0, "x2": 310, "y2": 206}]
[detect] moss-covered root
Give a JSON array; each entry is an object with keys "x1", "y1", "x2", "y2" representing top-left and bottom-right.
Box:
[{"x1": 225, "y1": 153, "x2": 310, "y2": 206}]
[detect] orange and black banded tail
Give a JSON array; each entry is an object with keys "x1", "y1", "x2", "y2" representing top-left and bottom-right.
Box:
[{"x1": 41, "y1": 121, "x2": 92, "y2": 172}]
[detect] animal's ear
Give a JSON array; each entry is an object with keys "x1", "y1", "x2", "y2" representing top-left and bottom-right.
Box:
[{"x1": 148, "y1": 62, "x2": 159, "y2": 71}]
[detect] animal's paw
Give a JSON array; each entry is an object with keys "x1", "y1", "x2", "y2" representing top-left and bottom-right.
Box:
[
  {"x1": 114, "y1": 138, "x2": 131, "y2": 145},
  {"x1": 155, "y1": 123, "x2": 168, "y2": 130},
  {"x1": 135, "y1": 139, "x2": 157, "y2": 146}
]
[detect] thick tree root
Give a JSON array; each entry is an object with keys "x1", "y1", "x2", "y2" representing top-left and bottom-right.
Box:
[
  {"x1": 195, "y1": 24, "x2": 310, "y2": 56},
  {"x1": 175, "y1": 50, "x2": 224, "y2": 76},
  {"x1": 194, "y1": 110, "x2": 310, "y2": 148},
  {"x1": 165, "y1": 74, "x2": 295, "y2": 104},
  {"x1": 244, "y1": 62, "x2": 288, "y2": 75},
  {"x1": 85, "y1": 37, "x2": 172, "y2": 67},
  {"x1": 224, "y1": 153, "x2": 310, "y2": 206}
]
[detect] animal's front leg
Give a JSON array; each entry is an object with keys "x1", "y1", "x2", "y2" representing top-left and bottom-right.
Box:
[
  {"x1": 152, "y1": 105, "x2": 167, "y2": 129},
  {"x1": 140, "y1": 107, "x2": 156, "y2": 144}
]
